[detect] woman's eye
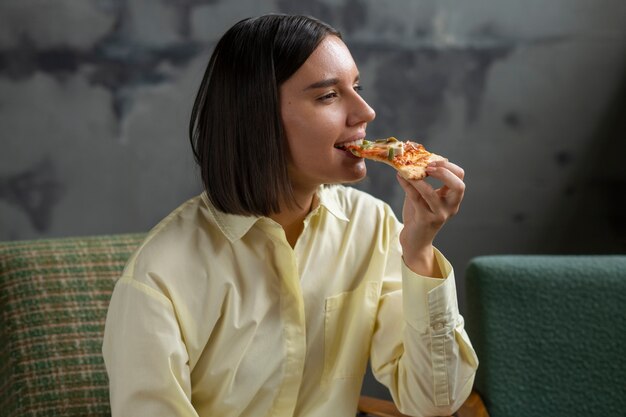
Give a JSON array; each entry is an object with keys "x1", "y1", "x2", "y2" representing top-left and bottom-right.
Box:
[
  {"x1": 354, "y1": 85, "x2": 363, "y2": 93},
  {"x1": 318, "y1": 92, "x2": 338, "y2": 101}
]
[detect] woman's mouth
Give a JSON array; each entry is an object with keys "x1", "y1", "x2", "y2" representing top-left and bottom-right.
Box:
[{"x1": 334, "y1": 138, "x2": 364, "y2": 151}]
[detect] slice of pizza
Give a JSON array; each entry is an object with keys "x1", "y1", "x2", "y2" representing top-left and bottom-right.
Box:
[{"x1": 337, "y1": 137, "x2": 447, "y2": 180}]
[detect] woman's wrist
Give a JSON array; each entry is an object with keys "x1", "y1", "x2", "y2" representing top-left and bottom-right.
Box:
[{"x1": 402, "y1": 245, "x2": 443, "y2": 278}]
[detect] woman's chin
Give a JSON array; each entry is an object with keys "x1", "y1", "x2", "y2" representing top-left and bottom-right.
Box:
[{"x1": 339, "y1": 162, "x2": 367, "y2": 184}]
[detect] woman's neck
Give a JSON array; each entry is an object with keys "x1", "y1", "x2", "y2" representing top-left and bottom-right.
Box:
[{"x1": 270, "y1": 188, "x2": 316, "y2": 248}]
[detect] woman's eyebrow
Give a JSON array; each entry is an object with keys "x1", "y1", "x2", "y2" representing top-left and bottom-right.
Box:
[
  {"x1": 303, "y1": 75, "x2": 360, "y2": 91},
  {"x1": 303, "y1": 78, "x2": 339, "y2": 91}
]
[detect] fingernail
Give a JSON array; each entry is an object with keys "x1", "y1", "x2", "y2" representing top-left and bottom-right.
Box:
[{"x1": 426, "y1": 166, "x2": 437, "y2": 172}]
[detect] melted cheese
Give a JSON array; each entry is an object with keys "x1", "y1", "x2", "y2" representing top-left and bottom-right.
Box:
[{"x1": 363, "y1": 138, "x2": 405, "y2": 160}]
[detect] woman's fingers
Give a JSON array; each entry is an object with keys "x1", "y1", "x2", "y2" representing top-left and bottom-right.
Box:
[
  {"x1": 430, "y1": 160, "x2": 465, "y2": 180},
  {"x1": 397, "y1": 161, "x2": 466, "y2": 219},
  {"x1": 397, "y1": 174, "x2": 439, "y2": 213},
  {"x1": 426, "y1": 163, "x2": 466, "y2": 201},
  {"x1": 427, "y1": 161, "x2": 464, "y2": 187}
]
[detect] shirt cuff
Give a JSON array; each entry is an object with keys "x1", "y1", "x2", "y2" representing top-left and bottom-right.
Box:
[{"x1": 401, "y1": 248, "x2": 460, "y2": 332}]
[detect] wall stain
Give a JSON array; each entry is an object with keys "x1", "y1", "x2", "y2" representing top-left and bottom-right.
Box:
[
  {"x1": 367, "y1": 45, "x2": 512, "y2": 138},
  {"x1": 0, "y1": 0, "x2": 208, "y2": 126},
  {"x1": 512, "y1": 212, "x2": 527, "y2": 224},
  {"x1": 349, "y1": 25, "x2": 569, "y2": 137},
  {"x1": 0, "y1": 157, "x2": 65, "y2": 232},
  {"x1": 554, "y1": 150, "x2": 573, "y2": 167},
  {"x1": 503, "y1": 112, "x2": 522, "y2": 130},
  {"x1": 0, "y1": 3, "x2": 571, "y2": 139}
]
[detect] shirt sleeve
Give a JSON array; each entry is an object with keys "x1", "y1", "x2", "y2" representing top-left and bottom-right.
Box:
[
  {"x1": 370, "y1": 248, "x2": 479, "y2": 417},
  {"x1": 102, "y1": 277, "x2": 199, "y2": 417}
]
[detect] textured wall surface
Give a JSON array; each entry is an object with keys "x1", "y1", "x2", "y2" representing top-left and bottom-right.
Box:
[
  {"x1": 2, "y1": 0, "x2": 626, "y2": 278},
  {"x1": 1, "y1": 0, "x2": 625, "y2": 402}
]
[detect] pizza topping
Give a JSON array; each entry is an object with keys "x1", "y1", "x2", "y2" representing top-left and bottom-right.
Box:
[
  {"x1": 336, "y1": 136, "x2": 447, "y2": 180},
  {"x1": 337, "y1": 137, "x2": 404, "y2": 159}
]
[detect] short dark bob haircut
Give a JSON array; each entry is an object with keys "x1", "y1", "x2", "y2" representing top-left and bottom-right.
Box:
[{"x1": 189, "y1": 14, "x2": 342, "y2": 216}]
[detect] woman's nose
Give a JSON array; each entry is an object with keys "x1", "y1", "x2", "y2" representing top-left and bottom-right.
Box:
[{"x1": 348, "y1": 94, "x2": 376, "y2": 126}]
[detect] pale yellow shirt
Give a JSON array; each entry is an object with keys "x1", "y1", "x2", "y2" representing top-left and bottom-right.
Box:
[{"x1": 102, "y1": 185, "x2": 477, "y2": 417}]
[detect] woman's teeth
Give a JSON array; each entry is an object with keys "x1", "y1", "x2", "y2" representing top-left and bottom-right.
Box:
[{"x1": 335, "y1": 139, "x2": 363, "y2": 149}]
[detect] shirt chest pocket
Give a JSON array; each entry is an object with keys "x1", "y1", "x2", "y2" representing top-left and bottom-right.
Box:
[{"x1": 322, "y1": 281, "x2": 380, "y2": 384}]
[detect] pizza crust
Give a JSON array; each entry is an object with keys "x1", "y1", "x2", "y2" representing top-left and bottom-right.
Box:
[{"x1": 394, "y1": 153, "x2": 447, "y2": 180}]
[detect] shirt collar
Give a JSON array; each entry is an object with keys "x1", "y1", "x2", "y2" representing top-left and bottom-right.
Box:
[
  {"x1": 316, "y1": 185, "x2": 350, "y2": 222},
  {"x1": 202, "y1": 185, "x2": 350, "y2": 242},
  {"x1": 202, "y1": 193, "x2": 261, "y2": 242}
]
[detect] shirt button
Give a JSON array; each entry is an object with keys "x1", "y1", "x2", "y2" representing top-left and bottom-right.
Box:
[{"x1": 432, "y1": 322, "x2": 445, "y2": 331}]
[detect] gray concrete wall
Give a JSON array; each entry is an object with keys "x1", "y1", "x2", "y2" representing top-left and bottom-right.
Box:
[{"x1": 1, "y1": 0, "x2": 625, "y2": 398}]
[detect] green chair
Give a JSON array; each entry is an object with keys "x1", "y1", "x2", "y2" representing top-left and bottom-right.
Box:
[{"x1": 465, "y1": 255, "x2": 626, "y2": 417}]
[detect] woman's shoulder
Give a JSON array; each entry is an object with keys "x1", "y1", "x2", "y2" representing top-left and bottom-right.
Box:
[
  {"x1": 145, "y1": 193, "x2": 209, "y2": 240},
  {"x1": 124, "y1": 193, "x2": 219, "y2": 273}
]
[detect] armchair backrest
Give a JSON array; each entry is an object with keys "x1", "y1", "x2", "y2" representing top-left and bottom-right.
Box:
[
  {"x1": 465, "y1": 255, "x2": 626, "y2": 417},
  {"x1": 0, "y1": 234, "x2": 144, "y2": 417}
]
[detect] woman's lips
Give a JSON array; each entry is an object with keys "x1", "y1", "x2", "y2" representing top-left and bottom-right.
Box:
[
  {"x1": 334, "y1": 138, "x2": 364, "y2": 149},
  {"x1": 335, "y1": 146, "x2": 361, "y2": 159}
]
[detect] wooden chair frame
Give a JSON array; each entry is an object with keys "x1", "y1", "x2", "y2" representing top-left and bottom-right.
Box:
[{"x1": 357, "y1": 390, "x2": 489, "y2": 417}]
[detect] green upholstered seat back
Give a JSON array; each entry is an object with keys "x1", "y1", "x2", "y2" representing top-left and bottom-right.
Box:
[
  {"x1": 0, "y1": 234, "x2": 144, "y2": 417},
  {"x1": 465, "y1": 255, "x2": 626, "y2": 417}
]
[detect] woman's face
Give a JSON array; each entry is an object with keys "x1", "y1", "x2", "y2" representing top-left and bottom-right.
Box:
[{"x1": 280, "y1": 35, "x2": 376, "y2": 191}]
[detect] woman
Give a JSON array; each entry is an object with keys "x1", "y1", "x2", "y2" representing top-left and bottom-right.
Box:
[{"x1": 103, "y1": 14, "x2": 477, "y2": 417}]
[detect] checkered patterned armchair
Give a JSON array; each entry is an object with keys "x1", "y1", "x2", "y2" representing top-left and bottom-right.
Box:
[{"x1": 0, "y1": 234, "x2": 144, "y2": 416}]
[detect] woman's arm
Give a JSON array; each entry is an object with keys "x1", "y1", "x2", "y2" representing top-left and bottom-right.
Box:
[
  {"x1": 370, "y1": 252, "x2": 478, "y2": 416},
  {"x1": 102, "y1": 277, "x2": 199, "y2": 417},
  {"x1": 370, "y1": 162, "x2": 477, "y2": 416}
]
